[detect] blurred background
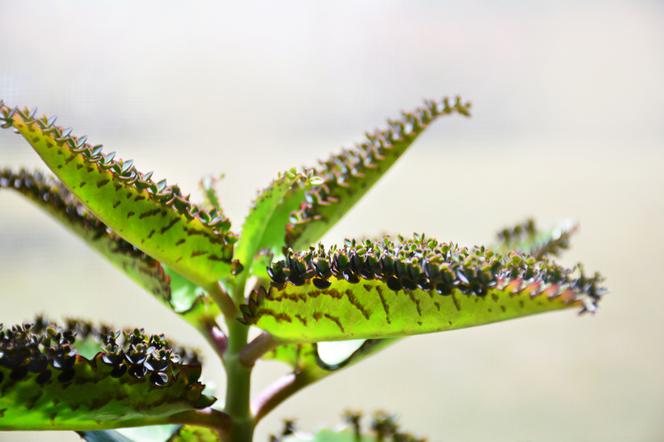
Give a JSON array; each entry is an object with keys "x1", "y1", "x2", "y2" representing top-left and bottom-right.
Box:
[{"x1": 1, "y1": 0, "x2": 662, "y2": 440}]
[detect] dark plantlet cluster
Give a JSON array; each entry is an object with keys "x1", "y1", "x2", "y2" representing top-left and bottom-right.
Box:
[
  {"x1": 0, "y1": 320, "x2": 79, "y2": 385},
  {"x1": 96, "y1": 328, "x2": 198, "y2": 387},
  {"x1": 0, "y1": 317, "x2": 202, "y2": 389},
  {"x1": 259, "y1": 234, "x2": 603, "y2": 312},
  {"x1": 268, "y1": 411, "x2": 426, "y2": 442},
  {"x1": 0, "y1": 103, "x2": 236, "y2": 261},
  {"x1": 284, "y1": 96, "x2": 471, "y2": 247}
]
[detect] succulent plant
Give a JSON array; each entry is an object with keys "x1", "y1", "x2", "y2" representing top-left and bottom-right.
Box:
[{"x1": 0, "y1": 96, "x2": 604, "y2": 441}]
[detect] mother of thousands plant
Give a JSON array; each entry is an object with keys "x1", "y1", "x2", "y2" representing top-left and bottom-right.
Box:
[{"x1": 0, "y1": 97, "x2": 604, "y2": 442}]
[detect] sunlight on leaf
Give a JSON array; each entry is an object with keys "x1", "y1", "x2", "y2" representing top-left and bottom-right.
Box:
[
  {"x1": 0, "y1": 319, "x2": 213, "y2": 431},
  {"x1": 243, "y1": 235, "x2": 603, "y2": 342},
  {"x1": 0, "y1": 105, "x2": 236, "y2": 289}
]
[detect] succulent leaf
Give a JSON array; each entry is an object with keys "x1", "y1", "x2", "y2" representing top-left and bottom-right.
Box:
[
  {"x1": 0, "y1": 104, "x2": 236, "y2": 290},
  {"x1": 168, "y1": 425, "x2": 221, "y2": 441},
  {"x1": 0, "y1": 169, "x2": 220, "y2": 329},
  {"x1": 495, "y1": 218, "x2": 578, "y2": 258},
  {"x1": 263, "y1": 339, "x2": 396, "y2": 386},
  {"x1": 162, "y1": 265, "x2": 221, "y2": 327},
  {"x1": 271, "y1": 411, "x2": 425, "y2": 442},
  {"x1": 241, "y1": 235, "x2": 603, "y2": 342},
  {"x1": 235, "y1": 168, "x2": 318, "y2": 270},
  {"x1": 285, "y1": 97, "x2": 471, "y2": 250},
  {"x1": 0, "y1": 319, "x2": 214, "y2": 431}
]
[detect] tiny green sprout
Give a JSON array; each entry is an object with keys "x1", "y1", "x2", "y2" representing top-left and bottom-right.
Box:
[{"x1": 0, "y1": 96, "x2": 604, "y2": 441}]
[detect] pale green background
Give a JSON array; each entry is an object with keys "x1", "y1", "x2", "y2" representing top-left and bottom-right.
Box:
[{"x1": 1, "y1": 1, "x2": 662, "y2": 441}]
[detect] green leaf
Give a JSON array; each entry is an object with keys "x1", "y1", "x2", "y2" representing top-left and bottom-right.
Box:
[
  {"x1": 284, "y1": 97, "x2": 471, "y2": 250},
  {"x1": 273, "y1": 411, "x2": 424, "y2": 442},
  {"x1": 0, "y1": 319, "x2": 214, "y2": 431},
  {"x1": 0, "y1": 104, "x2": 236, "y2": 290},
  {"x1": 495, "y1": 218, "x2": 578, "y2": 258},
  {"x1": 168, "y1": 425, "x2": 220, "y2": 441},
  {"x1": 0, "y1": 169, "x2": 220, "y2": 330},
  {"x1": 162, "y1": 265, "x2": 221, "y2": 328},
  {"x1": 235, "y1": 168, "x2": 317, "y2": 270},
  {"x1": 257, "y1": 341, "x2": 396, "y2": 421},
  {"x1": 0, "y1": 168, "x2": 169, "y2": 300},
  {"x1": 256, "y1": 341, "x2": 399, "y2": 423},
  {"x1": 264, "y1": 339, "x2": 396, "y2": 386},
  {"x1": 241, "y1": 235, "x2": 603, "y2": 342},
  {"x1": 282, "y1": 429, "x2": 369, "y2": 442}
]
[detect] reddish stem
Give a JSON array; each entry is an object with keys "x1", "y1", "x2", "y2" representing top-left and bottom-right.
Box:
[
  {"x1": 204, "y1": 320, "x2": 228, "y2": 360},
  {"x1": 239, "y1": 332, "x2": 276, "y2": 367},
  {"x1": 171, "y1": 408, "x2": 233, "y2": 438},
  {"x1": 252, "y1": 372, "x2": 314, "y2": 423}
]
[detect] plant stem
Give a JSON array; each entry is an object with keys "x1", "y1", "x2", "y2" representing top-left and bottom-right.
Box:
[
  {"x1": 239, "y1": 332, "x2": 276, "y2": 367},
  {"x1": 208, "y1": 281, "x2": 238, "y2": 322},
  {"x1": 252, "y1": 373, "x2": 314, "y2": 423},
  {"x1": 223, "y1": 275, "x2": 255, "y2": 442},
  {"x1": 172, "y1": 408, "x2": 233, "y2": 438},
  {"x1": 202, "y1": 319, "x2": 228, "y2": 361}
]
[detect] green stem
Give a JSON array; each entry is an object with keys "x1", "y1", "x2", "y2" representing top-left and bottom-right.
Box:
[
  {"x1": 223, "y1": 275, "x2": 255, "y2": 442},
  {"x1": 208, "y1": 282, "x2": 238, "y2": 322}
]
